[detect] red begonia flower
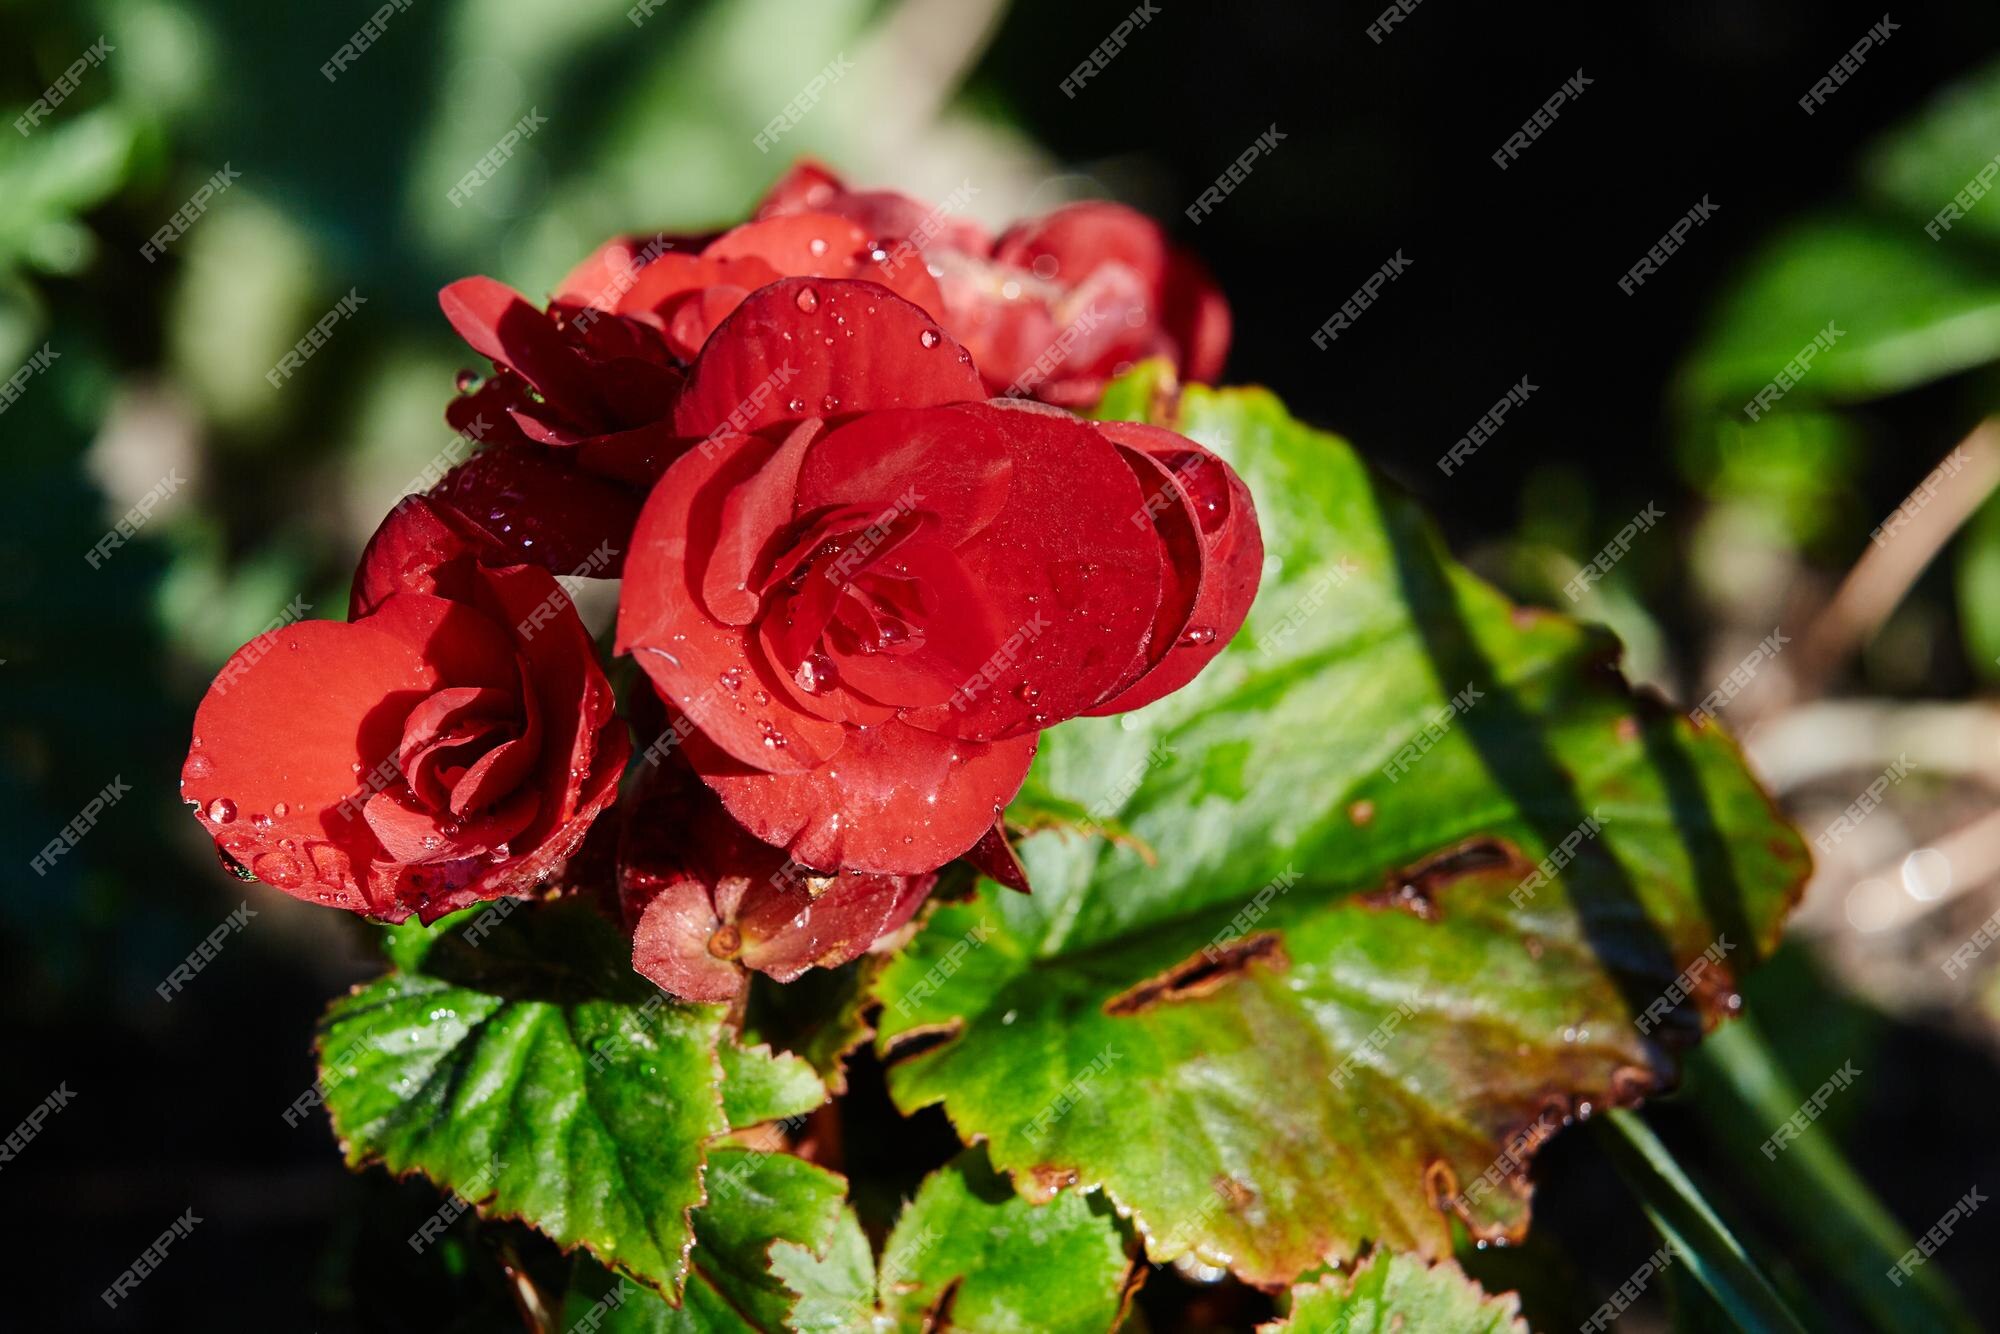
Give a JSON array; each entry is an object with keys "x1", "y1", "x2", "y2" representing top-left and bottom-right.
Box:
[
  {"x1": 180, "y1": 497, "x2": 629, "y2": 922},
  {"x1": 752, "y1": 161, "x2": 1230, "y2": 406},
  {"x1": 618, "y1": 753, "x2": 935, "y2": 1002},
  {"x1": 616, "y1": 277, "x2": 1260, "y2": 876}
]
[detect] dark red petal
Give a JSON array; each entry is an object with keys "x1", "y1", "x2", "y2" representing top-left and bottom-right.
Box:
[
  {"x1": 349, "y1": 495, "x2": 507, "y2": 619},
  {"x1": 1085, "y1": 420, "x2": 1263, "y2": 714},
  {"x1": 671, "y1": 279, "x2": 982, "y2": 439},
  {"x1": 428, "y1": 441, "x2": 641, "y2": 576},
  {"x1": 472, "y1": 562, "x2": 614, "y2": 831},
  {"x1": 450, "y1": 667, "x2": 542, "y2": 815},
  {"x1": 964, "y1": 819, "x2": 1033, "y2": 895},
  {"x1": 685, "y1": 718, "x2": 1037, "y2": 876},
  {"x1": 398, "y1": 739, "x2": 626, "y2": 924},
  {"x1": 574, "y1": 422, "x2": 690, "y2": 491},
  {"x1": 895, "y1": 402, "x2": 1162, "y2": 743},
  {"x1": 617, "y1": 432, "x2": 846, "y2": 771},
  {"x1": 182, "y1": 619, "x2": 441, "y2": 915},
  {"x1": 438, "y1": 277, "x2": 604, "y2": 423}
]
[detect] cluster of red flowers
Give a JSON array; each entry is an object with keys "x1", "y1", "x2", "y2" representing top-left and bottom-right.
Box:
[{"x1": 182, "y1": 162, "x2": 1261, "y2": 999}]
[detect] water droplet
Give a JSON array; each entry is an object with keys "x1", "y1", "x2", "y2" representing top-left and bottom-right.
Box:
[
  {"x1": 1179, "y1": 624, "x2": 1217, "y2": 647},
  {"x1": 793, "y1": 652, "x2": 838, "y2": 695},
  {"x1": 207, "y1": 798, "x2": 237, "y2": 824},
  {"x1": 794, "y1": 286, "x2": 819, "y2": 313},
  {"x1": 252, "y1": 851, "x2": 306, "y2": 889},
  {"x1": 807, "y1": 236, "x2": 829, "y2": 257},
  {"x1": 787, "y1": 396, "x2": 806, "y2": 413},
  {"x1": 719, "y1": 667, "x2": 744, "y2": 693},
  {"x1": 820, "y1": 393, "x2": 840, "y2": 413},
  {"x1": 751, "y1": 689, "x2": 771, "y2": 706},
  {"x1": 919, "y1": 328, "x2": 941, "y2": 349},
  {"x1": 251, "y1": 812, "x2": 273, "y2": 829},
  {"x1": 272, "y1": 801, "x2": 289, "y2": 817},
  {"x1": 185, "y1": 754, "x2": 213, "y2": 780},
  {"x1": 455, "y1": 369, "x2": 482, "y2": 393},
  {"x1": 1015, "y1": 683, "x2": 1041, "y2": 703}
]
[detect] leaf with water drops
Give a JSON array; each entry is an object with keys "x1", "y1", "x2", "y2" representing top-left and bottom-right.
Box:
[
  {"x1": 316, "y1": 898, "x2": 729, "y2": 1298},
  {"x1": 872, "y1": 368, "x2": 1808, "y2": 1287},
  {"x1": 1263, "y1": 1254, "x2": 1526, "y2": 1333}
]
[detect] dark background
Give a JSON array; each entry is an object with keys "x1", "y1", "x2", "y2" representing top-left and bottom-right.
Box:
[{"x1": 7, "y1": 1, "x2": 2000, "y2": 1328}]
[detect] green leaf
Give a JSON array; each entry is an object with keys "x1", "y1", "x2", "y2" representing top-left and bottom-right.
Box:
[
  {"x1": 873, "y1": 375, "x2": 1808, "y2": 1287},
  {"x1": 1268, "y1": 1254, "x2": 1526, "y2": 1333},
  {"x1": 1678, "y1": 218, "x2": 2000, "y2": 409},
  {"x1": 563, "y1": 1146, "x2": 852, "y2": 1333},
  {"x1": 719, "y1": 1036, "x2": 828, "y2": 1131},
  {"x1": 771, "y1": 1147, "x2": 1134, "y2": 1334},
  {"x1": 1862, "y1": 54, "x2": 2000, "y2": 252},
  {"x1": 317, "y1": 899, "x2": 729, "y2": 1298}
]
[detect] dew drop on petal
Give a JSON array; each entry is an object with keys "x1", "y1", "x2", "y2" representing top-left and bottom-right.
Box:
[
  {"x1": 807, "y1": 236, "x2": 829, "y2": 257},
  {"x1": 794, "y1": 286, "x2": 819, "y2": 313},
  {"x1": 1179, "y1": 624, "x2": 1217, "y2": 647},
  {"x1": 919, "y1": 328, "x2": 941, "y2": 349},
  {"x1": 207, "y1": 798, "x2": 237, "y2": 824}
]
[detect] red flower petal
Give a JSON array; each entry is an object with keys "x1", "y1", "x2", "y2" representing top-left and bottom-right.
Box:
[
  {"x1": 793, "y1": 405, "x2": 1014, "y2": 550},
  {"x1": 1081, "y1": 443, "x2": 1205, "y2": 707},
  {"x1": 703, "y1": 212, "x2": 871, "y2": 276},
  {"x1": 439, "y1": 277, "x2": 605, "y2": 424},
  {"x1": 182, "y1": 619, "x2": 441, "y2": 914},
  {"x1": 685, "y1": 717, "x2": 1037, "y2": 876},
  {"x1": 754, "y1": 159, "x2": 846, "y2": 217},
  {"x1": 1085, "y1": 420, "x2": 1263, "y2": 714},
  {"x1": 671, "y1": 279, "x2": 982, "y2": 439},
  {"x1": 993, "y1": 201, "x2": 1169, "y2": 289},
  {"x1": 428, "y1": 440, "x2": 640, "y2": 576},
  {"x1": 618, "y1": 431, "x2": 847, "y2": 771},
  {"x1": 892, "y1": 402, "x2": 1163, "y2": 743},
  {"x1": 620, "y1": 757, "x2": 936, "y2": 1001},
  {"x1": 963, "y1": 819, "x2": 1033, "y2": 895},
  {"x1": 349, "y1": 494, "x2": 506, "y2": 619},
  {"x1": 700, "y1": 418, "x2": 823, "y2": 626}
]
